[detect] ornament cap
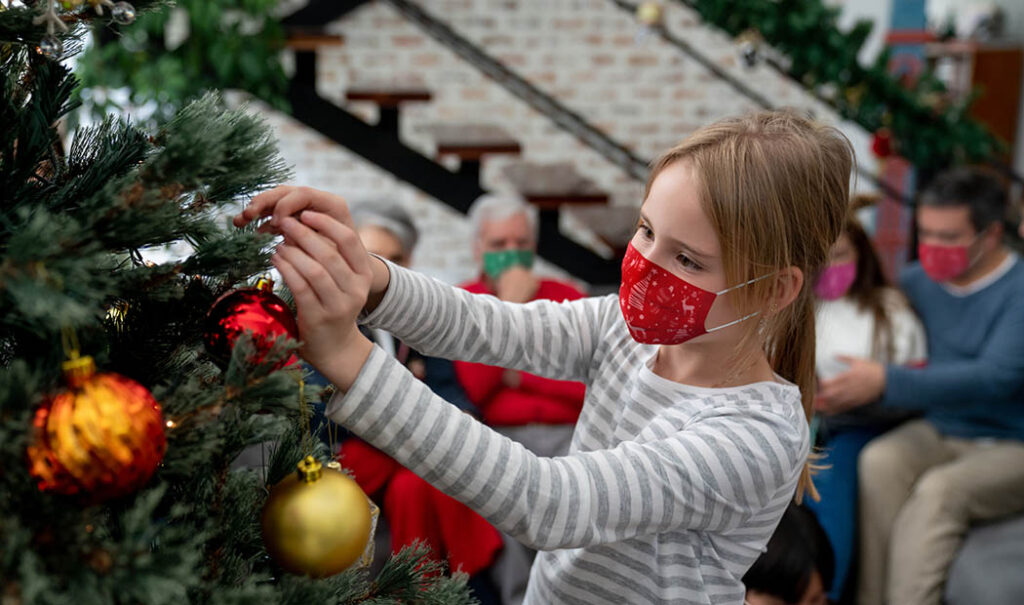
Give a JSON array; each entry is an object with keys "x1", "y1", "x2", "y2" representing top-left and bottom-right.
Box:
[
  {"x1": 255, "y1": 276, "x2": 275, "y2": 291},
  {"x1": 297, "y1": 455, "x2": 322, "y2": 483},
  {"x1": 62, "y1": 355, "x2": 96, "y2": 388}
]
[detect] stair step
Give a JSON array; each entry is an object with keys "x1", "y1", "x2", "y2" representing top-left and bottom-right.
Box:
[
  {"x1": 502, "y1": 161, "x2": 608, "y2": 210},
  {"x1": 425, "y1": 124, "x2": 522, "y2": 159},
  {"x1": 285, "y1": 32, "x2": 344, "y2": 51},
  {"x1": 345, "y1": 82, "x2": 433, "y2": 135},
  {"x1": 345, "y1": 86, "x2": 433, "y2": 106},
  {"x1": 563, "y1": 206, "x2": 639, "y2": 256},
  {"x1": 420, "y1": 123, "x2": 521, "y2": 183}
]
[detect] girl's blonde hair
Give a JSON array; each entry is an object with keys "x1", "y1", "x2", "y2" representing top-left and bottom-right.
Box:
[{"x1": 648, "y1": 111, "x2": 852, "y2": 503}]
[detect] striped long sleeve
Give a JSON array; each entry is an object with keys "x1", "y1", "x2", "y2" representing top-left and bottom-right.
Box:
[
  {"x1": 359, "y1": 261, "x2": 603, "y2": 382},
  {"x1": 330, "y1": 264, "x2": 809, "y2": 604}
]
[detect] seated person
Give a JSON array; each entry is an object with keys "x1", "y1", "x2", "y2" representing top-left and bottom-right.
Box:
[
  {"x1": 338, "y1": 201, "x2": 503, "y2": 594},
  {"x1": 743, "y1": 503, "x2": 833, "y2": 605},
  {"x1": 816, "y1": 167, "x2": 1024, "y2": 605},
  {"x1": 453, "y1": 193, "x2": 586, "y2": 605},
  {"x1": 454, "y1": 194, "x2": 586, "y2": 445},
  {"x1": 808, "y1": 214, "x2": 926, "y2": 601}
]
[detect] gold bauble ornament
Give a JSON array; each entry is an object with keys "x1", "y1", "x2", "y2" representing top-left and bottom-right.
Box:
[
  {"x1": 636, "y1": 1, "x2": 663, "y2": 28},
  {"x1": 261, "y1": 456, "x2": 373, "y2": 577}
]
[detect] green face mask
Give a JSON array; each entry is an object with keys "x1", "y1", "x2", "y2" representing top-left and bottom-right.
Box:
[{"x1": 482, "y1": 249, "x2": 535, "y2": 280}]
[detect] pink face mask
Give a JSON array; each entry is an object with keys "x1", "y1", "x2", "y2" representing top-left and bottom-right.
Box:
[
  {"x1": 618, "y1": 243, "x2": 770, "y2": 345},
  {"x1": 813, "y1": 261, "x2": 857, "y2": 301},
  {"x1": 918, "y1": 237, "x2": 982, "y2": 283}
]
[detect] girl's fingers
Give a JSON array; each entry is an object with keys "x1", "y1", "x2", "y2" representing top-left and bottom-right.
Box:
[
  {"x1": 279, "y1": 216, "x2": 360, "y2": 290},
  {"x1": 275, "y1": 244, "x2": 347, "y2": 313},
  {"x1": 271, "y1": 254, "x2": 320, "y2": 319},
  {"x1": 298, "y1": 210, "x2": 372, "y2": 276},
  {"x1": 271, "y1": 188, "x2": 354, "y2": 231},
  {"x1": 234, "y1": 186, "x2": 295, "y2": 227},
  {"x1": 234, "y1": 186, "x2": 355, "y2": 232}
]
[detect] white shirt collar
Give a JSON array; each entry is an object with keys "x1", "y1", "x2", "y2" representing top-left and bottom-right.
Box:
[{"x1": 941, "y1": 251, "x2": 1018, "y2": 297}]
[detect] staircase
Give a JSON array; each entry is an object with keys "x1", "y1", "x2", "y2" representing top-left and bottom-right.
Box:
[
  {"x1": 280, "y1": 12, "x2": 624, "y2": 287},
  {"x1": 275, "y1": 0, "x2": 653, "y2": 288}
]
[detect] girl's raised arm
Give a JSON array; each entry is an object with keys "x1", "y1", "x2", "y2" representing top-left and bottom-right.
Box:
[
  {"x1": 236, "y1": 185, "x2": 604, "y2": 384},
  {"x1": 362, "y1": 258, "x2": 605, "y2": 383}
]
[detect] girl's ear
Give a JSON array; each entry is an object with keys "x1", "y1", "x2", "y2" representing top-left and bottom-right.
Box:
[{"x1": 769, "y1": 266, "x2": 804, "y2": 315}]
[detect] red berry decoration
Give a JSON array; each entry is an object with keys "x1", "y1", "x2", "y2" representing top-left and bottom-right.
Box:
[
  {"x1": 27, "y1": 355, "x2": 167, "y2": 502},
  {"x1": 204, "y1": 278, "x2": 299, "y2": 370}
]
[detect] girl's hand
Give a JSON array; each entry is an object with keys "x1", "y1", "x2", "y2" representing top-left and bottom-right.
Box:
[
  {"x1": 272, "y1": 210, "x2": 375, "y2": 390},
  {"x1": 235, "y1": 186, "x2": 391, "y2": 311},
  {"x1": 234, "y1": 185, "x2": 355, "y2": 235}
]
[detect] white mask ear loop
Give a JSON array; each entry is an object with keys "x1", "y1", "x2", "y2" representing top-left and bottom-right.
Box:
[
  {"x1": 705, "y1": 272, "x2": 776, "y2": 333},
  {"x1": 966, "y1": 229, "x2": 990, "y2": 267}
]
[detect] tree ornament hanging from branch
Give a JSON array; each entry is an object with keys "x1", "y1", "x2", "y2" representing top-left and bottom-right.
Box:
[
  {"x1": 261, "y1": 455, "x2": 375, "y2": 577},
  {"x1": 203, "y1": 278, "x2": 299, "y2": 371},
  {"x1": 27, "y1": 352, "x2": 167, "y2": 503},
  {"x1": 33, "y1": 0, "x2": 136, "y2": 60},
  {"x1": 736, "y1": 29, "x2": 763, "y2": 69}
]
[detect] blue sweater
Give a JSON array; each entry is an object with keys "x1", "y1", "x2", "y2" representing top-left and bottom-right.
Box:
[{"x1": 882, "y1": 254, "x2": 1024, "y2": 440}]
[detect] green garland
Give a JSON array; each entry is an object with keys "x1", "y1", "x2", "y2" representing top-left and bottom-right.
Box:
[
  {"x1": 76, "y1": 0, "x2": 289, "y2": 123},
  {"x1": 684, "y1": 0, "x2": 1002, "y2": 174}
]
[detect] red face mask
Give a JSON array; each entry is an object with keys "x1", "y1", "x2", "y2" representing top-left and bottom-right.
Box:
[
  {"x1": 618, "y1": 243, "x2": 769, "y2": 345},
  {"x1": 918, "y1": 236, "x2": 982, "y2": 283}
]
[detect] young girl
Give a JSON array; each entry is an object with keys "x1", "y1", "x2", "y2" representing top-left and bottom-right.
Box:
[
  {"x1": 234, "y1": 111, "x2": 852, "y2": 604},
  {"x1": 809, "y1": 216, "x2": 926, "y2": 601}
]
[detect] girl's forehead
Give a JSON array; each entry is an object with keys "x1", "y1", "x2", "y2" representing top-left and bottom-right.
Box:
[{"x1": 643, "y1": 162, "x2": 721, "y2": 257}]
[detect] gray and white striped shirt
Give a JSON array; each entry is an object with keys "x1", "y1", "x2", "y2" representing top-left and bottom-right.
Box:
[{"x1": 327, "y1": 264, "x2": 809, "y2": 604}]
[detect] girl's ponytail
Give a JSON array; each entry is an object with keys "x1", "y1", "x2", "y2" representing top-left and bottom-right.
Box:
[{"x1": 766, "y1": 287, "x2": 820, "y2": 503}]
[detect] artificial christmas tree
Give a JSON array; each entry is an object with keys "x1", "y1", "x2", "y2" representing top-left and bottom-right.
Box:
[{"x1": 0, "y1": 1, "x2": 476, "y2": 603}]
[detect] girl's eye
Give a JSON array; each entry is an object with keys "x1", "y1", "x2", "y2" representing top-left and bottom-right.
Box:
[
  {"x1": 677, "y1": 254, "x2": 701, "y2": 271},
  {"x1": 637, "y1": 224, "x2": 654, "y2": 240}
]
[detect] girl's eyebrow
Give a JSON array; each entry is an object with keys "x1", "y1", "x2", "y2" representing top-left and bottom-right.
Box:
[{"x1": 639, "y1": 212, "x2": 712, "y2": 260}]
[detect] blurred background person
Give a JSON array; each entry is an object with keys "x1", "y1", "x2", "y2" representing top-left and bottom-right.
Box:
[
  {"x1": 809, "y1": 213, "x2": 927, "y2": 601},
  {"x1": 818, "y1": 168, "x2": 1024, "y2": 605}
]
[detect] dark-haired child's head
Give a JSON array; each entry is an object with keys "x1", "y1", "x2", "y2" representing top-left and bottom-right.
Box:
[{"x1": 743, "y1": 504, "x2": 833, "y2": 605}]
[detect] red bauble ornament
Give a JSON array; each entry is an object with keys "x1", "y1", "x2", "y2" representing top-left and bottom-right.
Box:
[
  {"x1": 204, "y1": 278, "x2": 299, "y2": 370},
  {"x1": 27, "y1": 355, "x2": 167, "y2": 502},
  {"x1": 871, "y1": 128, "x2": 893, "y2": 158}
]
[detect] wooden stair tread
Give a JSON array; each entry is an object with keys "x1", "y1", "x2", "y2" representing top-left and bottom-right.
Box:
[
  {"x1": 425, "y1": 123, "x2": 519, "y2": 147},
  {"x1": 286, "y1": 32, "x2": 344, "y2": 51},
  {"x1": 564, "y1": 206, "x2": 639, "y2": 250},
  {"x1": 346, "y1": 82, "x2": 432, "y2": 106},
  {"x1": 503, "y1": 161, "x2": 608, "y2": 208},
  {"x1": 523, "y1": 194, "x2": 608, "y2": 210},
  {"x1": 431, "y1": 124, "x2": 522, "y2": 160}
]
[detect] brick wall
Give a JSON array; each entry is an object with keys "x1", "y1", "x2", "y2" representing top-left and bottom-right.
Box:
[{"x1": 256, "y1": 0, "x2": 876, "y2": 287}]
